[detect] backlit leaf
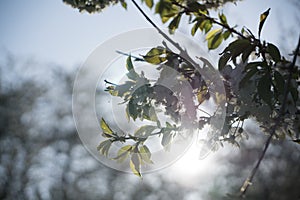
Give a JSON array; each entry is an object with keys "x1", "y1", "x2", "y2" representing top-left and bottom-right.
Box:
[
  {"x1": 206, "y1": 28, "x2": 222, "y2": 40},
  {"x1": 208, "y1": 31, "x2": 223, "y2": 50},
  {"x1": 218, "y1": 13, "x2": 227, "y2": 25},
  {"x1": 145, "y1": 0, "x2": 153, "y2": 8},
  {"x1": 139, "y1": 145, "x2": 153, "y2": 164},
  {"x1": 258, "y1": 8, "x2": 270, "y2": 38},
  {"x1": 130, "y1": 153, "x2": 142, "y2": 177},
  {"x1": 100, "y1": 118, "x2": 113, "y2": 136},
  {"x1": 168, "y1": 13, "x2": 182, "y2": 34},
  {"x1": 97, "y1": 140, "x2": 112, "y2": 157},
  {"x1": 113, "y1": 145, "x2": 132, "y2": 163}
]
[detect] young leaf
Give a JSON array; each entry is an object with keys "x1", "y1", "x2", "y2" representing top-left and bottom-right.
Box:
[
  {"x1": 139, "y1": 145, "x2": 153, "y2": 164},
  {"x1": 206, "y1": 28, "x2": 222, "y2": 41},
  {"x1": 100, "y1": 118, "x2": 113, "y2": 137},
  {"x1": 200, "y1": 20, "x2": 212, "y2": 33},
  {"x1": 223, "y1": 30, "x2": 231, "y2": 40},
  {"x1": 126, "y1": 56, "x2": 134, "y2": 71},
  {"x1": 218, "y1": 13, "x2": 228, "y2": 25},
  {"x1": 258, "y1": 8, "x2": 270, "y2": 38},
  {"x1": 145, "y1": 0, "x2": 153, "y2": 8},
  {"x1": 168, "y1": 13, "x2": 182, "y2": 34},
  {"x1": 113, "y1": 145, "x2": 132, "y2": 163},
  {"x1": 121, "y1": 1, "x2": 127, "y2": 9},
  {"x1": 130, "y1": 153, "x2": 142, "y2": 177},
  {"x1": 143, "y1": 47, "x2": 167, "y2": 64},
  {"x1": 97, "y1": 140, "x2": 112, "y2": 157},
  {"x1": 208, "y1": 31, "x2": 223, "y2": 50},
  {"x1": 191, "y1": 21, "x2": 201, "y2": 36},
  {"x1": 267, "y1": 43, "x2": 281, "y2": 62}
]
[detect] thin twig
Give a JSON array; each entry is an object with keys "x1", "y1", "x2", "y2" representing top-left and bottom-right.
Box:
[
  {"x1": 131, "y1": 0, "x2": 182, "y2": 51},
  {"x1": 116, "y1": 50, "x2": 145, "y2": 61},
  {"x1": 240, "y1": 35, "x2": 300, "y2": 197}
]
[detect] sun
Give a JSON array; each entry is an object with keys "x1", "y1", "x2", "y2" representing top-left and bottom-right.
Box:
[{"x1": 163, "y1": 138, "x2": 217, "y2": 187}]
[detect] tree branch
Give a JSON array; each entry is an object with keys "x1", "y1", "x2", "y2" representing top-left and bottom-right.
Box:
[
  {"x1": 131, "y1": 0, "x2": 183, "y2": 51},
  {"x1": 240, "y1": 35, "x2": 300, "y2": 197}
]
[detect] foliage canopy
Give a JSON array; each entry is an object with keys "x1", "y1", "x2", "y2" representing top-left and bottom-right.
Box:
[{"x1": 64, "y1": 0, "x2": 300, "y2": 196}]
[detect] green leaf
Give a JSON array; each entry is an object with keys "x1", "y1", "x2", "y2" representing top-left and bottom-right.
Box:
[
  {"x1": 257, "y1": 73, "x2": 273, "y2": 107},
  {"x1": 267, "y1": 43, "x2": 281, "y2": 62},
  {"x1": 113, "y1": 145, "x2": 132, "y2": 163},
  {"x1": 223, "y1": 30, "x2": 231, "y2": 40},
  {"x1": 218, "y1": 52, "x2": 231, "y2": 70},
  {"x1": 191, "y1": 20, "x2": 201, "y2": 36},
  {"x1": 121, "y1": 1, "x2": 127, "y2": 9},
  {"x1": 100, "y1": 118, "x2": 113, "y2": 137},
  {"x1": 208, "y1": 31, "x2": 223, "y2": 50},
  {"x1": 139, "y1": 145, "x2": 153, "y2": 164},
  {"x1": 200, "y1": 20, "x2": 212, "y2": 33},
  {"x1": 168, "y1": 13, "x2": 182, "y2": 34},
  {"x1": 143, "y1": 47, "x2": 167, "y2": 64},
  {"x1": 205, "y1": 28, "x2": 222, "y2": 40},
  {"x1": 218, "y1": 13, "x2": 227, "y2": 25},
  {"x1": 126, "y1": 56, "x2": 134, "y2": 71},
  {"x1": 130, "y1": 153, "x2": 142, "y2": 177},
  {"x1": 258, "y1": 8, "x2": 270, "y2": 38},
  {"x1": 97, "y1": 140, "x2": 112, "y2": 157},
  {"x1": 145, "y1": 0, "x2": 153, "y2": 8},
  {"x1": 222, "y1": 39, "x2": 252, "y2": 61},
  {"x1": 155, "y1": 0, "x2": 179, "y2": 23}
]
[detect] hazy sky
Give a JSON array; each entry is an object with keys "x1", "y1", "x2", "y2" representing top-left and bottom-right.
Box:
[{"x1": 0, "y1": 0, "x2": 299, "y2": 68}]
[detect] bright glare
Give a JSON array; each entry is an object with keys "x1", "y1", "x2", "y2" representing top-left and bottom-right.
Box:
[{"x1": 164, "y1": 139, "x2": 217, "y2": 187}]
